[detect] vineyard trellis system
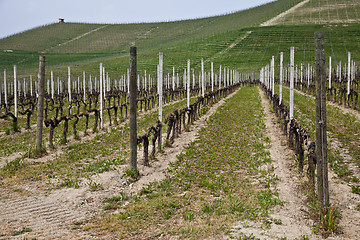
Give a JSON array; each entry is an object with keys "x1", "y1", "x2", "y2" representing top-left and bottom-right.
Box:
[{"x1": 0, "y1": 55, "x2": 256, "y2": 155}]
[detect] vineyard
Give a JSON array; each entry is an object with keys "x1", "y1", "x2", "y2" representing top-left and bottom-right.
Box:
[{"x1": 0, "y1": 0, "x2": 359, "y2": 239}]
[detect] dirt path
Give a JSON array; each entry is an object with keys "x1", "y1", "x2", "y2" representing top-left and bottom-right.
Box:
[
  {"x1": 228, "y1": 87, "x2": 315, "y2": 239},
  {"x1": 260, "y1": 0, "x2": 310, "y2": 26},
  {"x1": 0, "y1": 88, "x2": 241, "y2": 239},
  {"x1": 229, "y1": 87, "x2": 360, "y2": 239}
]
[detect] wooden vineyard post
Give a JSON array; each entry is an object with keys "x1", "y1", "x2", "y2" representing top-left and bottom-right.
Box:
[
  {"x1": 158, "y1": 52, "x2": 163, "y2": 151},
  {"x1": 329, "y1": 56, "x2": 332, "y2": 90},
  {"x1": 129, "y1": 46, "x2": 138, "y2": 175},
  {"x1": 187, "y1": 59, "x2": 190, "y2": 108},
  {"x1": 14, "y1": 65, "x2": 17, "y2": 118},
  {"x1": 315, "y1": 32, "x2": 329, "y2": 206},
  {"x1": 347, "y1": 52, "x2": 351, "y2": 97},
  {"x1": 4, "y1": 69, "x2": 7, "y2": 108},
  {"x1": 279, "y1": 52, "x2": 283, "y2": 105},
  {"x1": 36, "y1": 56, "x2": 46, "y2": 153},
  {"x1": 271, "y1": 56, "x2": 275, "y2": 97}
]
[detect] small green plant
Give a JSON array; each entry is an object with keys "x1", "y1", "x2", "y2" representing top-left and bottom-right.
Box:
[
  {"x1": 264, "y1": 219, "x2": 272, "y2": 229},
  {"x1": 3, "y1": 157, "x2": 25, "y2": 174},
  {"x1": 87, "y1": 181, "x2": 103, "y2": 191},
  {"x1": 125, "y1": 168, "x2": 138, "y2": 179},
  {"x1": 274, "y1": 218, "x2": 282, "y2": 225},
  {"x1": 74, "y1": 134, "x2": 81, "y2": 140},
  {"x1": 163, "y1": 209, "x2": 173, "y2": 219},
  {"x1": 314, "y1": 205, "x2": 340, "y2": 237},
  {"x1": 60, "y1": 177, "x2": 80, "y2": 188},
  {"x1": 59, "y1": 137, "x2": 68, "y2": 145},
  {"x1": 103, "y1": 193, "x2": 129, "y2": 210},
  {"x1": 28, "y1": 147, "x2": 47, "y2": 159},
  {"x1": 165, "y1": 139, "x2": 173, "y2": 147},
  {"x1": 183, "y1": 208, "x2": 194, "y2": 221},
  {"x1": 202, "y1": 204, "x2": 213, "y2": 214},
  {"x1": 12, "y1": 227, "x2": 32, "y2": 236},
  {"x1": 349, "y1": 184, "x2": 360, "y2": 195}
]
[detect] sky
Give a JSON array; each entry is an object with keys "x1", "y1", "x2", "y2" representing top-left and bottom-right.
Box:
[{"x1": 0, "y1": 0, "x2": 274, "y2": 39}]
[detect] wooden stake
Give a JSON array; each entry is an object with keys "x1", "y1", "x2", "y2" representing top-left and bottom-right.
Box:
[
  {"x1": 129, "y1": 46, "x2": 138, "y2": 174},
  {"x1": 315, "y1": 32, "x2": 329, "y2": 206},
  {"x1": 280, "y1": 52, "x2": 283, "y2": 105},
  {"x1": 329, "y1": 56, "x2": 332, "y2": 89}
]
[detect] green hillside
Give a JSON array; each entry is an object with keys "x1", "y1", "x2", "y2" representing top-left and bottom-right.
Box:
[{"x1": 0, "y1": 0, "x2": 358, "y2": 78}]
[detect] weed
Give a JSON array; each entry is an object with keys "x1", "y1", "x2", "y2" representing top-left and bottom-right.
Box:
[
  {"x1": 73, "y1": 220, "x2": 83, "y2": 225},
  {"x1": 165, "y1": 139, "x2": 173, "y2": 148},
  {"x1": 202, "y1": 204, "x2": 213, "y2": 214},
  {"x1": 27, "y1": 147, "x2": 47, "y2": 159},
  {"x1": 183, "y1": 208, "x2": 194, "y2": 221},
  {"x1": 60, "y1": 177, "x2": 80, "y2": 188},
  {"x1": 349, "y1": 185, "x2": 360, "y2": 195},
  {"x1": 124, "y1": 168, "x2": 138, "y2": 179},
  {"x1": 103, "y1": 193, "x2": 129, "y2": 210},
  {"x1": 313, "y1": 205, "x2": 340, "y2": 237},
  {"x1": 87, "y1": 181, "x2": 103, "y2": 191},
  {"x1": 12, "y1": 227, "x2": 32, "y2": 236},
  {"x1": 74, "y1": 134, "x2": 81, "y2": 141},
  {"x1": 163, "y1": 209, "x2": 173, "y2": 219},
  {"x1": 264, "y1": 219, "x2": 272, "y2": 229},
  {"x1": 273, "y1": 218, "x2": 282, "y2": 225},
  {"x1": 2, "y1": 157, "x2": 25, "y2": 174}
]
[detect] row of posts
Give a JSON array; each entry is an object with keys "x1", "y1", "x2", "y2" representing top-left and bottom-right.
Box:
[{"x1": 260, "y1": 33, "x2": 329, "y2": 206}]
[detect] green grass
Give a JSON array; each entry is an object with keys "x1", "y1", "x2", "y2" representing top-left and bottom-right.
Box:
[{"x1": 88, "y1": 86, "x2": 282, "y2": 238}]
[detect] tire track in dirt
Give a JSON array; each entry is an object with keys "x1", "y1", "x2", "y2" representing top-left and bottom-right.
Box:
[{"x1": 0, "y1": 193, "x2": 87, "y2": 239}]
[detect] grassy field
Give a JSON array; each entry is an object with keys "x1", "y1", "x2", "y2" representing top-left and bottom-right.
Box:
[{"x1": 88, "y1": 86, "x2": 282, "y2": 239}]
